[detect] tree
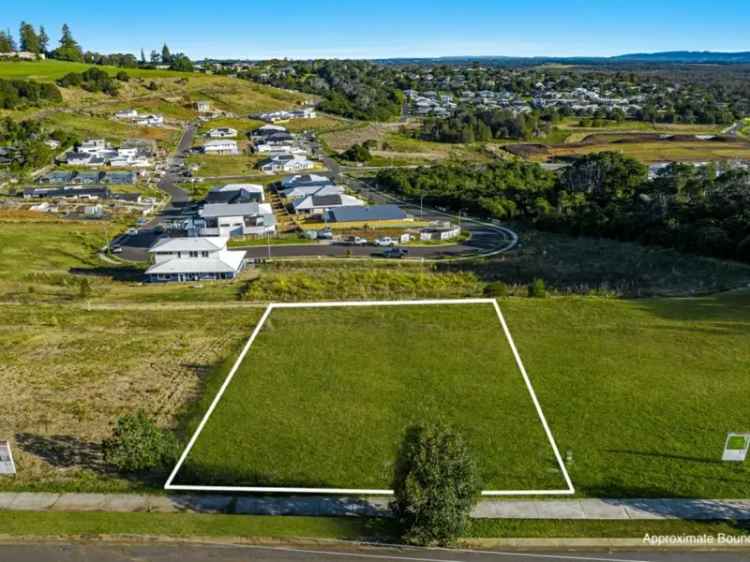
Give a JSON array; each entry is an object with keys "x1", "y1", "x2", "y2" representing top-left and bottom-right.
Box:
[
  {"x1": 38, "y1": 26, "x2": 49, "y2": 53},
  {"x1": 52, "y1": 24, "x2": 83, "y2": 62},
  {"x1": 0, "y1": 30, "x2": 16, "y2": 53},
  {"x1": 149, "y1": 50, "x2": 160, "y2": 64},
  {"x1": 103, "y1": 411, "x2": 179, "y2": 472},
  {"x1": 140, "y1": 48, "x2": 146, "y2": 65},
  {"x1": 528, "y1": 278, "x2": 546, "y2": 298},
  {"x1": 19, "y1": 21, "x2": 41, "y2": 54},
  {"x1": 161, "y1": 43, "x2": 172, "y2": 65},
  {"x1": 169, "y1": 53, "x2": 193, "y2": 72},
  {"x1": 340, "y1": 143, "x2": 371, "y2": 162},
  {"x1": 391, "y1": 423, "x2": 481, "y2": 546}
]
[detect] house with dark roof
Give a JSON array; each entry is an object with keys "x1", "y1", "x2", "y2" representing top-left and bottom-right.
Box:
[{"x1": 325, "y1": 204, "x2": 409, "y2": 224}]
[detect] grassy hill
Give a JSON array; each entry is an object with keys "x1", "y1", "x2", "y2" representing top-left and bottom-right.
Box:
[{"x1": 0, "y1": 60, "x2": 311, "y2": 122}]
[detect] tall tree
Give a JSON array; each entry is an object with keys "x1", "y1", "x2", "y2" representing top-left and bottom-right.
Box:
[
  {"x1": 19, "y1": 21, "x2": 41, "y2": 54},
  {"x1": 38, "y1": 26, "x2": 49, "y2": 53},
  {"x1": 52, "y1": 24, "x2": 83, "y2": 62},
  {"x1": 0, "y1": 29, "x2": 16, "y2": 53},
  {"x1": 149, "y1": 50, "x2": 160, "y2": 64},
  {"x1": 161, "y1": 43, "x2": 171, "y2": 65},
  {"x1": 140, "y1": 48, "x2": 146, "y2": 65}
]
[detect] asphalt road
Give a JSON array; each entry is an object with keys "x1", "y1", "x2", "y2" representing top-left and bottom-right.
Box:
[{"x1": 2, "y1": 543, "x2": 748, "y2": 562}]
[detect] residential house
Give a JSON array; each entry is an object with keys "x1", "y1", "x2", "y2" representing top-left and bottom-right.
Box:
[
  {"x1": 37, "y1": 170, "x2": 75, "y2": 184},
  {"x1": 260, "y1": 154, "x2": 314, "y2": 174},
  {"x1": 114, "y1": 109, "x2": 138, "y2": 120},
  {"x1": 419, "y1": 221, "x2": 461, "y2": 241},
  {"x1": 201, "y1": 140, "x2": 240, "y2": 155},
  {"x1": 207, "y1": 127, "x2": 238, "y2": 138},
  {"x1": 145, "y1": 237, "x2": 246, "y2": 282},
  {"x1": 281, "y1": 183, "x2": 341, "y2": 201},
  {"x1": 324, "y1": 204, "x2": 408, "y2": 224},
  {"x1": 198, "y1": 202, "x2": 276, "y2": 237},
  {"x1": 195, "y1": 101, "x2": 212, "y2": 113},
  {"x1": 292, "y1": 193, "x2": 365, "y2": 216},
  {"x1": 23, "y1": 186, "x2": 111, "y2": 200},
  {"x1": 280, "y1": 174, "x2": 332, "y2": 189},
  {"x1": 102, "y1": 171, "x2": 136, "y2": 185},
  {"x1": 205, "y1": 183, "x2": 265, "y2": 204},
  {"x1": 135, "y1": 114, "x2": 165, "y2": 127}
]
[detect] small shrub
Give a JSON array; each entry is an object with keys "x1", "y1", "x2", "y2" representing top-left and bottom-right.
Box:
[
  {"x1": 78, "y1": 278, "x2": 92, "y2": 299},
  {"x1": 484, "y1": 280, "x2": 509, "y2": 298},
  {"x1": 103, "y1": 411, "x2": 179, "y2": 473},
  {"x1": 528, "y1": 278, "x2": 546, "y2": 298},
  {"x1": 391, "y1": 423, "x2": 481, "y2": 546},
  {"x1": 116, "y1": 71, "x2": 130, "y2": 82}
]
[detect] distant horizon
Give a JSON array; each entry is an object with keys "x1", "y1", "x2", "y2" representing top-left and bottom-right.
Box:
[{"x1": 3, "y1": 0, "x2": 749, "y2": 60}]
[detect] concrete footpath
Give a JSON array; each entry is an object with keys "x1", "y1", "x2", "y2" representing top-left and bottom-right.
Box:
[{"x1": 1, "y1": 493, "x2": 750, "y2": 520}]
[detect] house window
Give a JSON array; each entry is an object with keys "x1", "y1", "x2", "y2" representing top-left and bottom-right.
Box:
[
  {"x1": 189, "y1": 251, "x2": 199, "y2": 258},
  {"x1": 201, "y1": 251, "x2": 209, "y2": 257}
]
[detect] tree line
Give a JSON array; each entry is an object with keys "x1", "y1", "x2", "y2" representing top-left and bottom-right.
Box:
[
  {"x1": 0, "y1": 117, "x2": 78, "y2": 171},
  {"x1": 0, "y1": 22, "x2": 192, "y2": 72},
  {"x1": 376, "y1": 153, "x2": 750, "y2": 263}
]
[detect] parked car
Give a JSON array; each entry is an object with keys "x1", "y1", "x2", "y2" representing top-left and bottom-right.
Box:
[
  {"x1": 317, "y1": 228, "x2": 333, "y2": 240},
  {"x1": 126, "y1": 228, "x2": 139, "y2": 236},
  {"x1": 374, "y1": 237, "x2": 397, "y2": 246},
  {"x1": 342, "y1": 236, "x2": 368, "y2": 246},
  {"x1": 383, "y1": 247, "x2": 409, "y2": 259}
]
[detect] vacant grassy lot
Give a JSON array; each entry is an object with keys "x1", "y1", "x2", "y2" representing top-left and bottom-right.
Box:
[
  {"x1": 186, "y1": 153, "x2": 264, "y2": 177},
  {"x1": 500, "y1": 291, "x2": 750, "y2": 498},
  {"x1": 556, "y1": 118, "x2": 725, "y2": 144},
  {"x1": 175, "y1": 291, "x2": 750, "y2": 498},
  {"x1": 176, "y1": 303, "x2": 568, "y2": 491},
  {"x1": 0, "y1": 303, "x2": 263, "y2": 492}
]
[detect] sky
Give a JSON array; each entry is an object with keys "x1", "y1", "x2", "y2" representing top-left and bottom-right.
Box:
[{"x1": 4, "y1": 0, "x2": 750, "y2": 60}]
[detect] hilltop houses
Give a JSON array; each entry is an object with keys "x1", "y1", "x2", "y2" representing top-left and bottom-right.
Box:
[
  {"x1": 114, "y1": 109, "x2": 165, "y2": 127},
  {"x1": 255, "y1": 107, "x2": 316, "y2": 122},
  {"x1": 64, "y1": 139, "x2": 154, "y2": 168}
]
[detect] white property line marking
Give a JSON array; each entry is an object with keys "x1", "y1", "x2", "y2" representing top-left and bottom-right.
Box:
[{"x1": 165, "y1": 299, "x2": 574, "y2": 496}]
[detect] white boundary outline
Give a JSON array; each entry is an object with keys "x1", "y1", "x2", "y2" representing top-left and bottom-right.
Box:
[{"x1": 165, "y1": 298, "x2": 575, "y2": 496}]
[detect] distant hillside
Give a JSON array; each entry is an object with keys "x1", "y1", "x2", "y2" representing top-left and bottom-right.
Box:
[
  {"x1": 612, "y1": 51, "x2": 750, "y2": 63},
  {"x1": 376, "y1": 51, "x2": 750, "y2": 66}
]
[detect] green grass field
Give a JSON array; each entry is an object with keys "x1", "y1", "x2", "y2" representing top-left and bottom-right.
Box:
[
  {"x1": 175, "y1": 292, "x2": 750, "y2": 498},
  {"x1": 0, "y1": 60, "x2": 182, "y2": 81},
  {"x1": 175, "y1": 303, "x2": 568, "y2": 491}
]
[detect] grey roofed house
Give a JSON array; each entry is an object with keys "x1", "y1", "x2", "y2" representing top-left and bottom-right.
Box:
[
  {"x1": 199, "y1": 202, "x2": 264, "y2": 218},
  {"x1": 281, "y1": 173, "x2": 332, "y2": 189},
  {"x1": 326, "y1": 204, "x2": 408, "y2": 223},
  {"x1": 149, "y1": 237, "x2": 229, "y2": 253},
  {"x1": 74, "y1": 171, "x2": 104, "y2": 184},
  {"x1": 205, "y1": 186, "x2": 263, "y2": 205},
  {"x1": 23, "y1": 186, "x2": 111, "y2": 199},
  {"x1": 103, "y1": 171, "x2": 136, "y2": 184},
  {"x1": 38, "y1": 170, "x2": 75, "y2": 184}
]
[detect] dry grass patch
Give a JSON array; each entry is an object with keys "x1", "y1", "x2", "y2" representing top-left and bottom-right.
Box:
[{"x1": 0, "y1": 304, "x2": 263, "y2": 492}]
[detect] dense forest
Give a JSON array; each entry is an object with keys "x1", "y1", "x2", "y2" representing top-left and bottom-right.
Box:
[
  {"x1": 419, "y1": 108, "x2": 556, "y2": 142},
  {"x1": 376, "y1": 153, "x2": 750, "y2": 263},
  {"x1": 240, "y1": 60, "x2": 404, "y2": 121}
]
